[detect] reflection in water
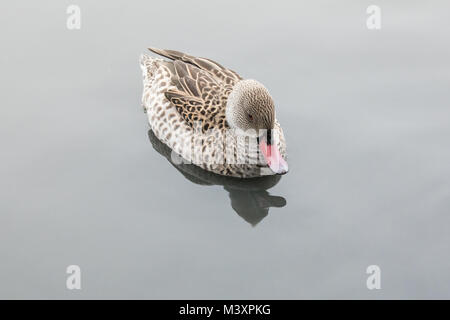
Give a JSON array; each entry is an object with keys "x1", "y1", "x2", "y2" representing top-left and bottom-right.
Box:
[{"x1": 148, "y1": 130, "x2": 287, "y2": 226}]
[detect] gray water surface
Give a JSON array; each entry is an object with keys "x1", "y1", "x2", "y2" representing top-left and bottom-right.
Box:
[{"x1": 1, "y1": 1, "x2": 450, "y2": 299}]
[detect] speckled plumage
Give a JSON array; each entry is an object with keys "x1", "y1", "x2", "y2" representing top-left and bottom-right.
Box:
[{"x1": 140, "y1": 48, "x2": 287, "y2": 178}]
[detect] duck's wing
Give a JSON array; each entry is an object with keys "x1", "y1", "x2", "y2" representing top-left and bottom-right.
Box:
[
  {"x1": 148, "y1": 48, "x2": 243, "y2": 131},
  {"x1": 148, "y1": 48, "x2": 242, "y2": 85}
]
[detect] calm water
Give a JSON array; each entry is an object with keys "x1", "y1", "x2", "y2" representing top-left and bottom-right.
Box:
[{"x1": 1, "y1": 1, "x2": 450, "y2": 299}]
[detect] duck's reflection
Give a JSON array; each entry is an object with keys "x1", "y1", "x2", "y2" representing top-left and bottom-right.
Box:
[{"x1": 148, "y1": 130, "x2": 287, "y2": 226}]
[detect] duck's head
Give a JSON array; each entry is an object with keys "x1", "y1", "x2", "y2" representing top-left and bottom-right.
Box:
[{"x1": 226, "y1": 79, "x2": 288, "y2": 175}]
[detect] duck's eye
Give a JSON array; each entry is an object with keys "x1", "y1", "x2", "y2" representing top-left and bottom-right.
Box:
[{"x1": 248, "y1": 114, "x2": 253, "y2": 121}]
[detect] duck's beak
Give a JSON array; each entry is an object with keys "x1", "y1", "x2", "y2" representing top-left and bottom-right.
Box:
[{"x1": 259, "y1": 130, "x2": 289, "y2": 175}]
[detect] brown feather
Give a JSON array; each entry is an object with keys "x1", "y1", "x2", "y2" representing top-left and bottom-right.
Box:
[{"x1": 149, "y1": 47, "x2": 239, "y2": 132}]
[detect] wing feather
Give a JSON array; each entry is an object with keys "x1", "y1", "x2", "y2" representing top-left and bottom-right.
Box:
[
  {"x1": 148, "y1": 47, "x2": 242, "y2": 84},
  {"x1": 149, "y1": 47, "x2": 237, "y2": 131}
]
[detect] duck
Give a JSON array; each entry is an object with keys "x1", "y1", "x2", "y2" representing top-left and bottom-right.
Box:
[{"x1": 140, "y1": 48, "x2": 288, "y2": 178}]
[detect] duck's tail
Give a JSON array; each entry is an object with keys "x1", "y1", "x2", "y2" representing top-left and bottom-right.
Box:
[
  {"x1": 139, "y1": 53, "x2": 159, "y2": 84},
  {"x1": 140, "y1": 54, "x2": 162, "y2": 112}
]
